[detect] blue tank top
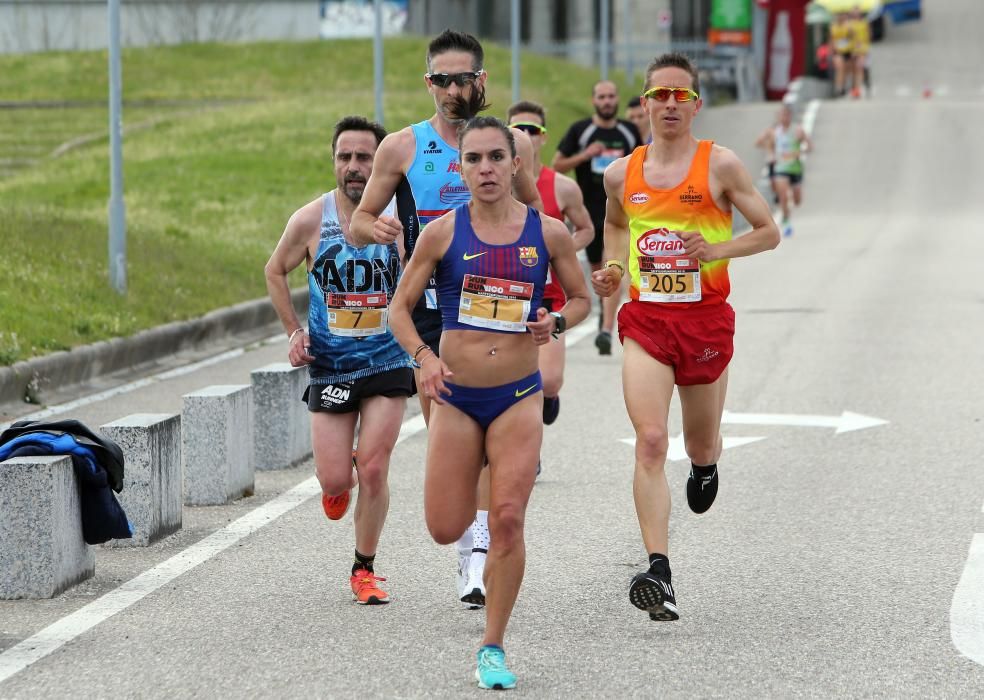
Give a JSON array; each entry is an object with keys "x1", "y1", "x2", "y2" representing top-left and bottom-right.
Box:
[
  {"x1": 396, "y1": 120, "x2": 471, "y2": 313},
  {"x1": 307, "y1": 192, "x2": 412, "y2": 383},
  {"x1": 437, "y1": 204, "x2": 549, "y2": 334}
]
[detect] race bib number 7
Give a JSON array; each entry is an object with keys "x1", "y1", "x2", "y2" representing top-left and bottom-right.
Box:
[
  {"x1": 458, "y1": 274, "x2": 533, "y2": 332},
  {"x1": 638, "y1": 256, "x2": 702, "y2": 303},
  {"x1": 327, "y1": 292, "x2": 388, "y2": 337}
]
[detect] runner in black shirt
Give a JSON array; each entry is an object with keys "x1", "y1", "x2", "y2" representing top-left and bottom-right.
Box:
[{"x1": 553, "y1": 80, "x2": 640, "y2": 355}]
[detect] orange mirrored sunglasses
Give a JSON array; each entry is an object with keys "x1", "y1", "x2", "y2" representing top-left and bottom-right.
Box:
[{"x1": 643, "y1": 86, "x2": 700, "y2": 103}]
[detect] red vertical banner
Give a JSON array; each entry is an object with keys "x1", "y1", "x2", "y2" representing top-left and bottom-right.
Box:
[{"x1": 764, "y1": 0, "x2": 807, "y2": 100}]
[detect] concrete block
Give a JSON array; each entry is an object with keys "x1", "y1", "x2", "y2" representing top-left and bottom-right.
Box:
[
  {"x1": 100, "y1": 413, "x2": 182, "y2": 547},
  {"x1": 0, "y1": 456, "x2": 95, "y2": 599},
  {"x1": 182, "y1": 384, "x2": 254, "y2": 506},
  {"x1": 251, "y1": 363, "x2": 311, "y2": 471}
]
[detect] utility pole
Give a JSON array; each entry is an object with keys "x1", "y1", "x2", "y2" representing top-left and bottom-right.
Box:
[
  {"x1": 511, "y1": 0, "x2": 520, "y2": 104},
  {"x1": 600, "y1": 0, "x2": 610, "y2": 80},
  {"x1": 107, "y1": 0, "x2": 126, "y2": 293},
  {"x1": 373, "y1": 0, "x2": 384, "y2": 125}
]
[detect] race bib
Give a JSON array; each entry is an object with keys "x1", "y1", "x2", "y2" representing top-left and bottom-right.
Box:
[
  {"x1": 638, "y1": 256, "x2": 702, "y2": 303},
  {"x1": 458, "y1": 274, "x2": 533, "y2": 332},
  {"x1": 327, "y1": 292, "x2": 388, "y2": 337},
  {"x1": 591, "y1": 147, "x2": 623, "y2": 175}
]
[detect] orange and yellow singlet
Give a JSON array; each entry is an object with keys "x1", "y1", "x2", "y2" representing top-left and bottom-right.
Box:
[{"x1": 622, "y1": 140, "x2": 731, "y2": 309}]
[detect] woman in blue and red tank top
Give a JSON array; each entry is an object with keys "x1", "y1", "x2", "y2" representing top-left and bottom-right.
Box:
[{"x1": 389, "y1": 117, "x2": 590, "y2": 684}]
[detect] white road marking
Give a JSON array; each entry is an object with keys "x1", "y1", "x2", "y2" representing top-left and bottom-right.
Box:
[
  {"x1": 897, "y1": 85, "x2": 913, "y2": 98},
  {"x1": 620, "y1": 435, "x2": 765, "y2": 462},
  {"x1": 721, "y1": 409, "x2": 888, "y2": 434},
  {"x1": 951, "y1": 534, "x2": 984, "y2": 667},
  {"x1": 802, "y1": 99, "x2": 820, "y2": 137},
  {"x1": 0, "y1": 315, "x2": 598, "y2": 685},
  {"x1": 0, "y1": 333, "x2": 284, "y2": 431}
]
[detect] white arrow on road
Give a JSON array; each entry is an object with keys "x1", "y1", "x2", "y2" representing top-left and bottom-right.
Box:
[
  {"x1": 721, "y1": 410, "x2": 888, "y2": 434},
  {"x1": 620, "y1": 435, "x2": 765, "y2": 463}
]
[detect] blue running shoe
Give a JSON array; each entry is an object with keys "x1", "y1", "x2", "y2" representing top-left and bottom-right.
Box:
[{"x1": 475, "y1": 645, "x2": 517, "y2": 690}]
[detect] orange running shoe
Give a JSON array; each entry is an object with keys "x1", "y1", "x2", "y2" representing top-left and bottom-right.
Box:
[
  {"x1": 321, "y1": 451, "x2": 357, "y2": 520},
  {"x1": 350, "y1": 569, "x2": 390, "y2": 605},
  {"x1": 321, "y1": 490, "x2": 350, "y2": 520}
]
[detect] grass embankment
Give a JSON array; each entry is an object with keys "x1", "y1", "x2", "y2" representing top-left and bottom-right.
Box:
[{"x1": 0, "y1": 38, "x2": 636, "y2": 365}]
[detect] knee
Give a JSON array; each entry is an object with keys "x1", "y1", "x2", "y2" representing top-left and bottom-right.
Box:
[
  {"x1": 489, "y1": 502, "x2": 525, "y2": 551},
  {"x1": 355, "y1": 459, "x2": 387, "y2": 497},
  {"x1": 315, "y1": 463, "x2": 352, "y2": 497},
  {"x1": 634, "y1": 425, "x2": 669, "y2": 466},
  {"x1": 685, "y1": 434, "x2": 720, "y2": 466},
  {"x1": 542, "y1": 371, "x2": 563, "y2": 398},
  {"x1": 427, "y1": 516, "x2": 469, "y2": 546}
]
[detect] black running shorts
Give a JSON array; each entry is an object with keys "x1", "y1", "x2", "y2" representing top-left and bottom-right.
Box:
[{"x1": 303, "y1": 367, "x2": 414, "y2": 414}]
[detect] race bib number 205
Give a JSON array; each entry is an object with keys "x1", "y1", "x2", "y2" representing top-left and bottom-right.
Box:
[
  {"x1": 458, "y1": 274, "x2": 533, "y2": 332},
  {"x1": 638, "y1": 256, "x2": 702, "y2": 303}
]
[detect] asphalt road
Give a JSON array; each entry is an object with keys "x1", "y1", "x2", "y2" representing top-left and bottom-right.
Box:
[{"x1": 2, "y1": 3, "x2": 984, "y2": 695}]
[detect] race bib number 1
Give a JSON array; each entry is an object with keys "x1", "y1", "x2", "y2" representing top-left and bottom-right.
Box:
[
  {"x1": 458, "y1": 274, "x2": 533, "y2": 332},
  {"x1": 638, "y1": 256, "x2": 702, "y2": 303},
  {"x1": 327, "y1": 292, "x2": 388, "y2": 337}
]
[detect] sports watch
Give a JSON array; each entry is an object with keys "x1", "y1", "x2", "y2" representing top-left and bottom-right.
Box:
[{"x1": 548, "y1": 311, "x2": 567, "y2": 336}]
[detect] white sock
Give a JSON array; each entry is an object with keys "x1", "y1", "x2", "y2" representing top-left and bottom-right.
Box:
[
  {"x1": 471, "y1": 510, "x2": 490, "y2": 552},
  {"x1": 456, "y1": 525, "x2": 473, "y2": 555}
]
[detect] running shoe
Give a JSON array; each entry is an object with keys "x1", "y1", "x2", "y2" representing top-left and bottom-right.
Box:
[
  {"x1": 782, "y1": 221, "x2": 793, "y2": 237},
  {"x1": 322, "y1": 490, "x2": 351, "y2": 520},
  {"x1": 321, "y1": 451, "x2": 357, "y2": 520},
  {"x1": 686, "y1": 465, "x2": 718, "y2": 514},
  {"x1": 628, "y1": 570, "x2": 679, "y2": 622},
  {"x1": 351, "y1": 568, "x2": 390, "y2": 605},
  {"x1": 542, "y1": 395, "x2": 560, "y2": 425},
  {"x1": 461, "y1": 551, "x2": 486, "y2": 608},
  {"x1": 475, "y1": 645, "x2": 517, "y2": 690},
  {"x1": 595, "y1": 330, "x2": 612, "y2": 355}
]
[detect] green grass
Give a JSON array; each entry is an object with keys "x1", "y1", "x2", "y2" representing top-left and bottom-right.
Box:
[{"x1": 0, "y1": 38, "x2": 636, "y2": 365}]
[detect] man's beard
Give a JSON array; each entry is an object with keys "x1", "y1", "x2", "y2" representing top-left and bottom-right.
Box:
[
  {"x1": 342, "y1": 178, "x2": 366, "y2": 203},
  {"x1": 595, "y1": 103, "x2": 617, "y2": 120}
]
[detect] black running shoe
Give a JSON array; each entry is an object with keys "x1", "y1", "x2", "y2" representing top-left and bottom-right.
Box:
[
  {"x1": 595, "y1": 331, "x2": 612, "y2": 355},
  {"x1": 629, "y1": 570, "x2": 679, "y2": 621},
  {"x1": 542, "y1": 396, "x2": 560, "y2": 425},
  {"x1": 686, "y1": 465, "x2": 718, "y2": 514}
]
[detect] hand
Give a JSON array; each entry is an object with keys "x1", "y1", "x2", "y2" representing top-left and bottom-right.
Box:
[
  {"x1": 584, "y1": 141, "x2": 605, "y2": 158},
  {"x1": 419, "y1": 353, "x2": 453, "y2": 405},
  {"x1": 591, "y1": 267, "x2": 621, "y2": 297},
  {"x1": 373, "y1": 215, "x2": 404, "y2": 245},
  {"x1": 678, "y1": 230, "x2": 716, "y2": 262},
  {"x1": 288, "y1": 330, "x2": 315, "y2": 367},
  {"x1": 525, "y1": 307, "x2": 554, "y2": 346}
]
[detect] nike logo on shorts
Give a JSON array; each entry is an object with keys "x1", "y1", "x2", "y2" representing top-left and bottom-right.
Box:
[
  {"x1": 515, "y1": 384, "x2": 537, "y2": 398},
  {"x1": 463, "y1": 251, "x2": 487, "y2": 261}
]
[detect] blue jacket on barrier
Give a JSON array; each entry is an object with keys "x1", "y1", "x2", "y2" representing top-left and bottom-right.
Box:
[{"x1": 0, "y1": 423, "x2": 132, "y2": 545}]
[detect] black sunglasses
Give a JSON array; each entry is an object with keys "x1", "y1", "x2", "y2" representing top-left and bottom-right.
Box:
[
  {"x1": 426, "y1": 71, "x2": 483, "y2": 88},
  {"x1": 508, "y1": 121, "x2": 547, "y2": 136}
]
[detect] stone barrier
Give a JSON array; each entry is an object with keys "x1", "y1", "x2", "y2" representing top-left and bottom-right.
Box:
[
  {"x1": 100, "y1": 413, "x2": 182, "y2": 547},
  {"x1": 182, "y1": 385, "x2": 254, "y2": 506},
  {"x1": 251, "y1": 363, "x2": 311, "y2": 471},
  {"x1": 0, "y1": 455, "x2": 94, "y2": 599}
]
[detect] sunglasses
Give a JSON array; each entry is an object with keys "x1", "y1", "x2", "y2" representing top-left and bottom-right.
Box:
[
  {"x1": 426, "y1": 71, "x2": 484, "y2": 88},
  {"x1": 508, "y1": 121, "x2": 547, "y2": 136},
  {"x1": 643, "y1": 86, "x2": 700, "y2": 103}
]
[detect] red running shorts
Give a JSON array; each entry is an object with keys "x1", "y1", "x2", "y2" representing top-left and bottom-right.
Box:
[{"x1": 617, "y1": 300, "x2": 735, "y2": 386}]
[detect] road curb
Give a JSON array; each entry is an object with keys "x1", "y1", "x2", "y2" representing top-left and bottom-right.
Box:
[{"x1": 0, "y1": 288, "x2": 307, "y2": 407}]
